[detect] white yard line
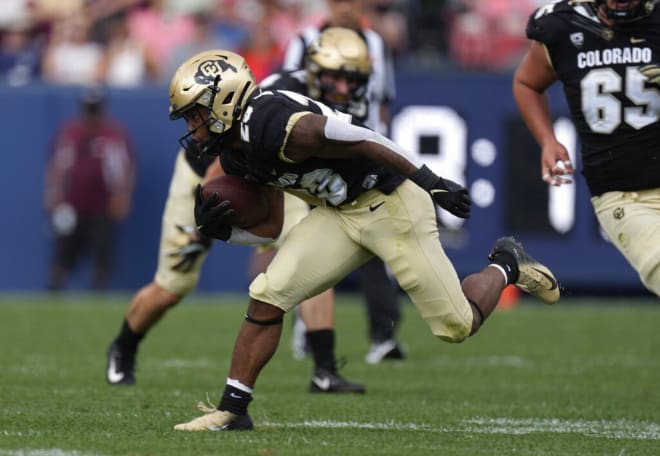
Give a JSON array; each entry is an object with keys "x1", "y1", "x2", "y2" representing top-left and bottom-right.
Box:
[
  {"x1": 0, "y1": 450, "x2": 101, "y2": 456},
  {"x1": 260, "y1": 417, "x2": 660, "y2": 440}
]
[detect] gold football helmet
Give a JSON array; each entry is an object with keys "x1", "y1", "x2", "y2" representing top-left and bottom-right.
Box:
[
  {"x1": 169, "y1": 50, "x2": 257, "y2": 136},
  {"x1": 305, "y1": 27, "x2": 371, "y2": 108}
]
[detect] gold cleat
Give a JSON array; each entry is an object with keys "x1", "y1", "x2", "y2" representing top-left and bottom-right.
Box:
[
  {"x1": 489, "y1": 236, "x2": 560, "y2": 304},
  {"x1": 174, "y1": 402, "x2": 253, "y2": 431}
]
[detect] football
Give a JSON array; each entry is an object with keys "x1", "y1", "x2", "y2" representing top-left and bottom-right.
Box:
[{"x1": 200, "y1": 175, "x2": 270, "y2": 228}]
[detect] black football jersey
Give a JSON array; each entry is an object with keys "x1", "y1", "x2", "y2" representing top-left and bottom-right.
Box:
[
  {"x1": 260, "y1": 69, "x2": 307, "y2": 93},
  {"x1": 260, "y1": 69, "x2": 369, "y2": 125},
  {"x1": 527, "y1": 0, "x2": 660, "y2": 195},
  {"x1": 219, "y1": 89, "x2": 403, "y2": 206}
]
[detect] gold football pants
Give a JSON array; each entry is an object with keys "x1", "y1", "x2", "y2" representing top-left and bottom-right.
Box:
[
  {"x1": 592, "y1": 188, "x2": 660, "y2": 297},
  {"x1": 249, "y1": 180, "x2": 474, "y2": 342}
]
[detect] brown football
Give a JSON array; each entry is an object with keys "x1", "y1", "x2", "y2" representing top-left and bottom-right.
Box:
[{"x1": 201, "y1": 175, "x2": 269, "y2": 228}]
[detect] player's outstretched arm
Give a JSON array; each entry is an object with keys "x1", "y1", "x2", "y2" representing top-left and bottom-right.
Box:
[{"x1": 285, "y1": 113, "x2": 470, "y2": 218}]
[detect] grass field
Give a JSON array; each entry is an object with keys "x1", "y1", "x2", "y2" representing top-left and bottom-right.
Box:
[{"x1": 0, "y1": 293, "x2": 658, "y2": 455}]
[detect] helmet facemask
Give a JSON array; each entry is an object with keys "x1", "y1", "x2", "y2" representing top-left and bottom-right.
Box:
[
  {"x1": 595, "y1": 0, "x2": 655, "y2": 23},
  {"x1": 315, "y1": 69, "x2": 369, "y2": 117}
]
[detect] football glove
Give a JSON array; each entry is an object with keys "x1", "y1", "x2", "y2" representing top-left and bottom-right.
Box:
[
  {"x1": 410, "y1": 165, "x2": 471, "y2": 219},
  {"x1": 168, "y1": 225, "x2": 213, "y2": 273},
  {"x1": 194, "y1": 184, "x2": 235, "y2": 241},
  {"x1": 639, "y1": 63, "x2": 660, "y2": 85}
]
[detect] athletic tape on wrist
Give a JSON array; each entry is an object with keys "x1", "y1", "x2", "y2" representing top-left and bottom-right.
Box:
[{"x1": 227, "y1": 227, "x2": 275, "y2": 245}]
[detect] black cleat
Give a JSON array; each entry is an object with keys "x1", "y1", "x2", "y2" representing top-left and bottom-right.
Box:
[
  {"x1": 489, "y1": 236, "x2": 560, "y2": 304},
  {"x1": 309, "y1": 368, "x2": 366, "y2": 394},
  {"x1": 106, "y1": 341, "x2": 136, "y2": 385}
]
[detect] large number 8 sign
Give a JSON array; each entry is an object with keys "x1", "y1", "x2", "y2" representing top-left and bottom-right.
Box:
[{"x1": 391, "y1": 105, "x2": 579, "y2": 234}]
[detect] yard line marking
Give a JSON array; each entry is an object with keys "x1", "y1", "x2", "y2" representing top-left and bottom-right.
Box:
[
  {"x1": 0, "y1": 450, "x2": 102, "y2": 456},
  {"x1": 462, "y1": 417, "x2": 660, "y2": 440},
  {"x1": 259, "y1": 417, "x2": 660, "y2": 440},
  {"x1": 156, "y1": 359, "x2": 213, "y2": 368}
]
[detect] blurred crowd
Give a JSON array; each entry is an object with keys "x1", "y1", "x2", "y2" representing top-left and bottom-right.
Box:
[{"x1": 0, "y1": 0, "x2": 543, "y2": 87}]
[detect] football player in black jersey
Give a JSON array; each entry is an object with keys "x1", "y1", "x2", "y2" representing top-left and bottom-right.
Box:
[
  {"x1": 104, "y1": 29, "x2": 370, "y2": 394},
  {"x1": 170, "y1": 49, "x2": 560, "y2": 431},
  {"x1": 513, "y1": 0, "x2": 660, "y2": 296}
]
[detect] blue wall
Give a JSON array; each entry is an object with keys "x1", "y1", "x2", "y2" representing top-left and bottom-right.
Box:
[{"x1": 0, "y1": 75, "x2": 649, "y2": 295}]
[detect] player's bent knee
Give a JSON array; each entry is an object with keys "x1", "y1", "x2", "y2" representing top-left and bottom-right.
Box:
[
  {"x1": 245, "y1": 299, "x2": 285, "y2": 326},
  {"x1": 426, "y1": 314, "x2": 471, "y2": 343}
]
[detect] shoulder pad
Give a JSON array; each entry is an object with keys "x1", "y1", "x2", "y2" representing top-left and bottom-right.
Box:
[{"x1": 527, "y1": 0, "x2": 597, "y2": 45}]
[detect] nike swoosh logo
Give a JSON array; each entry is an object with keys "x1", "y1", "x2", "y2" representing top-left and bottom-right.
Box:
[
  {"x1": 229, "y1": 392, "x2": 243, "y2": 399},
  {"x1": 106, "y1": 358, "x2": 125, "y2": 383},
  {"x1": 369, "y1": 202, "x2": 385, "y2": 212},
  {"x1": 532, "y1": 267, "x2": 558, "y2": 291},
  {"x1": 630, "y1": 37, "x2": 646, "y2": 44},
  {"x1": 312, "y1": 376, "x2": 331, "y2": 390}
]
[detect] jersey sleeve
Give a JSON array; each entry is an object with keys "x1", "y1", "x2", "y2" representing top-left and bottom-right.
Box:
[
  {"x1": 526, "y1": 3, "x2": 565, "y2": 46},
  {"x1": 243, "y1": 91, "x2": 321, "y2": 163}
]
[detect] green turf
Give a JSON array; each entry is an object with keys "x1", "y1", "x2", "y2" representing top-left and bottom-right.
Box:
[{"x1": 0, "y1": 293, "x2": 658, "y2": 455}]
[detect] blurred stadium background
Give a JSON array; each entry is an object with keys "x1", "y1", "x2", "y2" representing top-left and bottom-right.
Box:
[{"x1": 0, "y1": 0, "x2": 654, "y2": 297}]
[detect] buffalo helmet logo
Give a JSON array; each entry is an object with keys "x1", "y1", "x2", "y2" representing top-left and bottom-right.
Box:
[
  {"x1": 194, "y1": 59, "x2": 238, "y2": 84},
  {"x1": 570, "y1": 32, "x2": 584, "y2": 48}
]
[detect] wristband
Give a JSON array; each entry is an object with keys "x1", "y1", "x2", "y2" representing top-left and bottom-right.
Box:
[{"x1": 409, "y1": 165, "x2": 440, "y2": 192}]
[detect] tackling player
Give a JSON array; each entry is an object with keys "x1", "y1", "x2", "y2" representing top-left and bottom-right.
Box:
[
  {"x1": 513, "y1": 0, "x2": 660, "y2": 296},
  {"x1": 168, "y1": 49, "x2": 561, "y2": 431}
]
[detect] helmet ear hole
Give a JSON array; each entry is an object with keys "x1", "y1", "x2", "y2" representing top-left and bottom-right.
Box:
[{"x1": 222, "y1": 92, "x2": 235, "y2": 104}]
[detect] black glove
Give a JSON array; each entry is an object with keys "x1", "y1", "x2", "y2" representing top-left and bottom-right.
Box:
[
  {"x1": 410, "y1": 165, "x2": 471, "y2": 218},
  {"x1": 194, "y1": 184, "x2": 235, "y2": 241},
  {"x1": 168, "y1": 225, "x2": 213, "y2": 272},
  {"x1": 639, "y1": 63, "x2": 660, "y2": 86}
]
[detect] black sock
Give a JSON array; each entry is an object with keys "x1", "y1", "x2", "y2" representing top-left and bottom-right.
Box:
[
  {"x1": 307, "y1": 329, "x2": 336, "y2": 373},
  {"x1": 115, "y1": 319, "x2": 144, "y2": 354},
  {"x1": 490, "y1": 251, "x2": 520, "y2": 285},
  {"x1": 218, "y1": 385, "x2": 253, "y2": 415}
]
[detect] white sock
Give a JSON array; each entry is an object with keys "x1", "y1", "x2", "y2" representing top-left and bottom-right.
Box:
[{"x1": 227, "y1": 377, "x2": 253, "y2": 394}]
